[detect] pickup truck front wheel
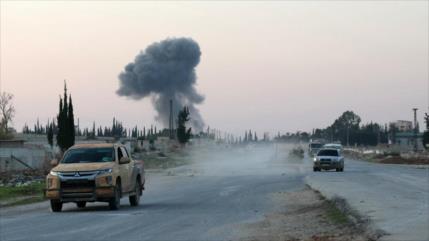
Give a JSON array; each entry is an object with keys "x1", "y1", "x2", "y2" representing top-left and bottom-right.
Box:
[
  {"x1": 109, "y1": 181, "x2": 121, "y2": 210},
  {"x1": 50, "y1": 200, "x2": 63, "y2": 212},
  {"x1": 129, "y1": 179, "x2": 141, "y2": 206}
]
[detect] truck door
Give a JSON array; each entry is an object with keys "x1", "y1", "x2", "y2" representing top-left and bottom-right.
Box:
[
  {"x1": 120, "y1": 146, "x2": 133, "y2": 192},
  {"x1": 117, "y1": 147, "x2": 130, "y2": 192}
]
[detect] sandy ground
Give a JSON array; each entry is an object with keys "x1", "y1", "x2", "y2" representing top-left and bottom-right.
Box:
[{"x1": 236, "y1": 187, "x2": 378, "y2": 241}]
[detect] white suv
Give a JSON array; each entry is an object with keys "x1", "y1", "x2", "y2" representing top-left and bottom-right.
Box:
[{"x1": 313, "y1": 148, "x2": 344, "y2": 172}]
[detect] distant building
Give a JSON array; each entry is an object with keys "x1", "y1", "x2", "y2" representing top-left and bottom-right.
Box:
[
  {"x1": 394, "y1": 132, "x2": 424, "y2": 151},
  {"x1": 391, "y1": 120, "x2": 413, "y2": 132}
]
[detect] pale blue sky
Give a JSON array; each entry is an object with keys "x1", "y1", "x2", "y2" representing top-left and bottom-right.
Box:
[{"x1": 1, "y1": 1, "x2": 428, "y2": 136}]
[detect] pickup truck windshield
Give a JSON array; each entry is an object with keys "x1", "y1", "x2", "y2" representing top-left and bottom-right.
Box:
[
  {"x1": 61, "y1": 148, "x2": 115, "y2": 163},
  {"x1": 317, "y1": 149, "x2": 338, "y2": 156}
]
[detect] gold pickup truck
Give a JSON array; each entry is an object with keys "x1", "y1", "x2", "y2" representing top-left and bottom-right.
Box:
[{"x1": 45, "y1": 143, "x2": 145, "y2": 212}]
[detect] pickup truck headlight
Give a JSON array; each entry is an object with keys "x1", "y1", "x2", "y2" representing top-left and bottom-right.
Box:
[
  {"x1": 97, "y1": 168, "x2": 112, "y2": 175},
  {"x1": 50, "y1": 171, "x2": 59, "y2": 176},
  {"x1": 313, "y1": 157, "x2": 317, "y2": 162}
]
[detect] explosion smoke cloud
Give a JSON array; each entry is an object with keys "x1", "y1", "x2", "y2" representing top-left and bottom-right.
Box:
[{"x1": 117, "y1": 37, "x2": 205, "y2": 131}]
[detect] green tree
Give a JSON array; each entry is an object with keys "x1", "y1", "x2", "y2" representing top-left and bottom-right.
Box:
[
  {"x1": 357, "y1": 122, "x2": 379, "y2": 146},
  {"x1": 331, "y1": 111, "x2": 361, "y2": 145},
  {"x1": 423, "y1": 113, "x2": 429, "y2": 150},
  {"x1": 423, "y1": 132, "x2": 429, "y2": 150},
  {"x1": 92, "y1": 122, "x2": 96, "y2": 139},
  {"x1": 56, "y1": 97, "x2": 64, "y2": 149},
  {"x1": 67, "y1": 95, "x2": 75, "y2": 147},
  {"x1": 47, "y1": 123, "x2": 54, "y2": 148},
  {"x1": 56, "y1": 82, "x2": 75, "y2": 152},
  {"x1": 177, "y1": 106, "x2": 192, "y2": 144}
]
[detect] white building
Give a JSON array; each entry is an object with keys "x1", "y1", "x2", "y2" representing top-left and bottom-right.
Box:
[{"x1": 391, "y1": 120, "x2": 413, "y2": 132}]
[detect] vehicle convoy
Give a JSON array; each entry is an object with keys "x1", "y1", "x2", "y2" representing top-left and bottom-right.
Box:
[
  {"x1": 313, "y1": 148, "x2": 344, "y2": 172},
  {"x1": 322, "y1": 143, "x2": 343, "y2": 151},
  {"x1": 308, "y1": 142, "x2": 324, "y2": 156},
  {"x1": 45, "y1": 143, "x2": 145, "y2": 212}
]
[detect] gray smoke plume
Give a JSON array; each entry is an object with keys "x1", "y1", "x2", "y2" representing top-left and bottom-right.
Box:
[{"x1": 116, "y1": 37, "x2": 205, "y2": 131}]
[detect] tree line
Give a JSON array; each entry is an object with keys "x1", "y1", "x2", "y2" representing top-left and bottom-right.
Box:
[
  {"x1": 423, "y1": 112, "x2": 428, "y2": 149},
  {"x1": 310, "y1": 111, "x2": 390, "y2": 146},
  {"x1": 42, "y1": 83, "x2": 196, "y2": 150}
]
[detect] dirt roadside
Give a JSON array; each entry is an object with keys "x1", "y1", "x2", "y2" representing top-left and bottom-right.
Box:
[
  {"x1": 343, "y1": 150, "x2": 429, "y2": 165},
  {"x1": 236, "y1": 187, "x2": 382, "y2": 241}
]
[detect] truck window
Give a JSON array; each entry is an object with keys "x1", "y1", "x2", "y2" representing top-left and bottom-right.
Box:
[
  {"x1": 61, "y1": 148, "x2": 114, "y2": 163},
  {"x1": 117, "y1": 147, "x2": 124, "y2": 161},
  {"x1": 121, "y1": 147, "x2": 129, "y2": 158}
]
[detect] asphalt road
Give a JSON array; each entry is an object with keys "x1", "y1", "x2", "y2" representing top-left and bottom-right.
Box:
[
  {"x1": 307, "y1": 157, "x2": 429, "y2": 241},
  {"x1": 0, "y1": 144, "x2": 428, "y2": 241}
]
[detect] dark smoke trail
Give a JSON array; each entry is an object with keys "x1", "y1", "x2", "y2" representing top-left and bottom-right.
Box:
[{"x1": 116, "y1": 37, "x2": 205, "y2": 131}]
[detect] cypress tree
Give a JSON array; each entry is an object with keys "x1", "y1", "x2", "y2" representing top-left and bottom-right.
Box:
[
  {"x1": 423, "y1": 113, "x2": 429, "y2": 150},
  {"x1": 68, "y1": 95, "x2": 75, "y2": 147},
  {"x1": 92, "y1": 122, "x2": 96, "y2": 138},
  {"x1": 62, "y1": 84, "x2": 68, "y2": 145},
  {"x1": 56, "y1": 96, "x2": 64, "y2": 150},
  {"x1": 176, "y1": 106, "x2": 192, "y2": 144},
  {"x1": 47, "y1": 123, "x2": 54, "y2": 148},
  {"x1": 56, "y1": 82, "x2": 75, "y2": 152}
]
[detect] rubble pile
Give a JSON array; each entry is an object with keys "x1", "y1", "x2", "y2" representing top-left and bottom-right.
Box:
[{"x1": 0, "y1": 170, "x2": 45, "y2": 187}]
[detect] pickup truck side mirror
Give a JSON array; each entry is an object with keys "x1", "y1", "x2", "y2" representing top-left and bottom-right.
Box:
[
  {"x1": 119, "y1": 157, "x2": 130, "y2": 164},
  {"x1": 50, "y1": 159, "x2": 59, "y2": 167}
]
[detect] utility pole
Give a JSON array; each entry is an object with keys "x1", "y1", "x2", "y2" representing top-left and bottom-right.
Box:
[{"x1": 413, "y1": 108, "x2": 418, "y2": 152}]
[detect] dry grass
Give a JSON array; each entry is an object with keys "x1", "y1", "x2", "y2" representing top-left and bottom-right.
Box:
[{"x1": 236, "y1": 187, "x2": 381, "y2": 241}]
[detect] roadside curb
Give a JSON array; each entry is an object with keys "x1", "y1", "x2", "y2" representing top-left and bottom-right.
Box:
[{"x1": 304, "y1": 179, "x2": 387, "y2": 241}]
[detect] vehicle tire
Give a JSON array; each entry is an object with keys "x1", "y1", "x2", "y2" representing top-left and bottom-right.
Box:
[
  {"x1": 129, "y1": 179, "x2": 141, "y2": 206},
  {"x1": 109, "y1": 181, "x2": 121, "y2": 210},
  {"x1": 76, "y1": 201, "x2": 86, "y2": 208},
  {"x1": 336, "y1": 168, "x2": 341, "y2": 172},
  {"x1": 341, "y1": 167, "x2": 344, "y2": 172},
  {"x1": 313, "y1": 167, "x2": 317, "y2": 172},
  {"x1": 50, "y1": 200, "x2": 63, "y2": 212}
]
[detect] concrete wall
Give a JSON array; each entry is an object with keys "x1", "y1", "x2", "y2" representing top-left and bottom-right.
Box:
[{"x1": 0, "y1": 145, "x2": 51, "y2": 172}]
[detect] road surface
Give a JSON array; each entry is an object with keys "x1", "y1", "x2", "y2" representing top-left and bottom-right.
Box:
[
  {"x1": 306, "y1": 157, "x2": 429, "y2": 241},
  {"x1": 0, "y1": 144, "x2": 428, "y2": 241}
]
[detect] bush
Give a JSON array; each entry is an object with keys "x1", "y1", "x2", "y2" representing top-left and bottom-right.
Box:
[
  {"x1": 289, "y1": 146, "x2": 304, "y2": 159},
  {"x1": 423, "y1": 131, "x2": 429, "y2": 150}
]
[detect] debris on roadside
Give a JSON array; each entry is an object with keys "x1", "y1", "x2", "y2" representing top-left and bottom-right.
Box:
[
  {"x1": 344, "y1": 149, "x2": 429, "y2": 165},
  {"x1": 236, "y1": 187, "x2": 384, "y2": 241},
  {"x1": 288, "y1": 146, "x2": 305, "y2": 160},
  {"x1": 0, "y1": 170, "x2": 45, "y2": 187}
]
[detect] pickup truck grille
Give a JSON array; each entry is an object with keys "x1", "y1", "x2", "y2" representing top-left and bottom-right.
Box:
[
  {"x1": 60, "y1": 179, "x2": 96, "y2": 201},
  {"x1": 320, "y1": 159, "x2": 332, "y2": 165},
  {"x1": 61, "y1": 179, "x2": 95, "y2": 189}
]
